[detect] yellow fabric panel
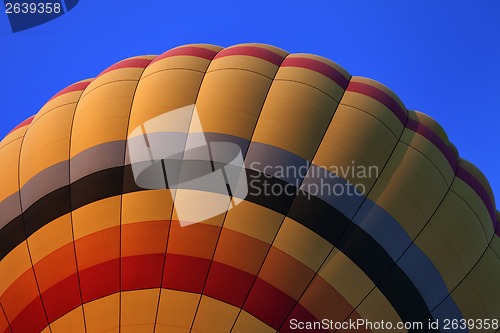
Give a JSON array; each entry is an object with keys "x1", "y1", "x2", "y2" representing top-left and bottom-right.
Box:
[
  {"x1": 27, "y1": 214, "x2": 73, "y2": 265},
  {"x1": 195, "y1": 69, "x2": 272, "y2": 140},
  {"x1": 273, "y1": 218, "x2": 333, "y2": 271},
  {"x1": 208, "y1": 43, "x2": 286, "y2": 77},
  {"x1": 368, "y1": 143, "x2": 449, "y2": 238},
  {"x1": 450, "y1": 250, "x2": 500, "y2": 330},
  {"x1": 223, "y1": 200, "x2": 283, "y2": 244},
  {"x1": 19, "y1": 103, "x2": 75, "y2": 187},
  {"x1": 252, "y1": 80, "x2": 338, "y2": 161},
  {"x1": 72, "y1": 196, "x2": 121, "y2": 240},
  {"x1": 71, "y1": 81, "x2": 138, "y2": 157},
  {"x1": 40, "y1": 327, "x2": 51, "y2": 333},
  {"x1": 354, "y1": 287, "x2": 405, "y2": 332},
  {"x1": 459, "y1": 248, "x2": 500, "y2": 319},
  {"x1": 50, "y1": 306, "x2": 85, "y2": 333},
  {"x1": 82, "y1": 56, "x2": 155, "y2": 96},
  {"x1": 0, "y1": 138, "x2": 22, "y2": 202},
  {"x1": 0, "y1": 242, "x2": 32, "y2": 296},
  {"x1": 340, "y1": 79, "x2": 404, "y2": 137},
  {"x1": 414, "y1": 223, "x2": 469, "y2": 291},
  {"x1": 155, "y1": 289, "x2": 199, "y2": 332},
  {"x1": 121, "y1": 288, "x2": 159, "y2": 333},
  {"x1": 432, "y1": 191, "x2": 489, "y2": 253},
  {"x1": 171, "y1": 189, "x2": 230, "y2": 227},
  {"x1": 127, "y1": 69, "x2": 205, "y2": 136},
  {"x1": 230, "y1": 310, "x2": 275, "y2": 333},
  {"x1": 400, "y1": 130, "x2": 455, "y2": 185},
  {"x1": 415, "y1": 191, "x2": 490, "y2": 291},
  {"x1": 83, "y1": 292, "x2": 119, "y2": 333},
  {"x1": 121, "y1": 190, "x2": 172, "y2": 224},
  {"x1": 452, "y1": 177, "x2": 494, "y2": 239},
  {"x1": 276, "y1": 54, "x2": 349, "y2": 101},
  {"x1": 35, "y1": 78, "x2": 90, "y2": 120},
  {"x1": 192, "y1": 295, "x2": 240, "y2": 333},
  {"x1": 491, "y1": 235, "x2": 500, "y2": 259},
  {"x1": 0, "y1": 126, "x2": 27, "y2": 150},
  {"x1": 143, "y1": 55, "x2": 210, "y2": 75},
  {"x1": 313, "y1": 104, "x2": 396, "y2": 192},
  {"x1": 317, "y1": 248, "x2": 374, "y2": 308}
]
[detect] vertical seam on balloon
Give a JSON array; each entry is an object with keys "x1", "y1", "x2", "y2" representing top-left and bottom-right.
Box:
[
  {"x1": 227, "y1": 54, "x2": 347, "y2": 333},
  {"x1": 183, "y1": 48, "x2": 291, "y2": 333},
  {"x1": 333, "y1": 105, "x2": 455, "y2": 331},
  {"x1": 0, "y1": 302, "x2": 13, "y2": 333},
  {"x1": 271, "y1": 74, "x2": 354, "y2": 333},
  {"x1": 423, "y1": 179, "x2": 497, "y2": 322},
  {"x1": 147, "y1": 48, "x2": 219, "y2": 333},
  {"x1": 118, "y1": 57, "x2": 156, "y2": 333},
  {"x1": 67, "y1": 85, "x2": 92, "y2": 333},
  {"x1": 15, "y1": 107, "x2": 53, "y2": 332},
  {"x1": 151, "y1": 46, "x2": 227, "y2": 333}
]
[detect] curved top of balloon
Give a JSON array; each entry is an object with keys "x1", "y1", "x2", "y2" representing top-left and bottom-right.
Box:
[{"x1": 0, "y1": 43, "x2": 498, "y2": 333}]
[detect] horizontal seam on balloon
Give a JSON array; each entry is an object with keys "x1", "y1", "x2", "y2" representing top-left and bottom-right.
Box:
[
  {"x1": 139, "y1": 67, "x2": 207, "y2": 81},
  {"x1": 205, "y1": 67, "x2": 276, "y2": 80},
  {"x1": 272, "y1": 78, "x2": 344, "y2": 103}
]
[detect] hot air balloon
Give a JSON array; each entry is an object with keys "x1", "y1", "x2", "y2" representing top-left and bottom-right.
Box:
[{"x1": 0, "y1": 43, "x2": 498, "y2": 333}]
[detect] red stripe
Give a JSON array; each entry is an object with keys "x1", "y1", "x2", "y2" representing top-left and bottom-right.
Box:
[
  {"x1": 406, "y1": 117, "x2": 458, "y2": 170},
  {"x1": 151, "y1": 46, "x2": 218, "y2": 64},
  {"x1": 48, "y1": 81, "x2": 91, "y2": 101},
  {"x1": 7, "y1": 252, "x2": 352, "y2": 330},
  {"x1": 346, "y1": 81, "x2": 407, "y2": 124},
  {"x1": 281, "y1": 57, "x2": 350, "y2": 89},
  {"x1": 98, "y1": 58, "x2": 153, "y2": 77},
  {"x1": 214, "y1": 45, "x2": 284, "y2": 66},
  {"x1": 7, "y1": 115, "x2": 35, "y2": 135}
]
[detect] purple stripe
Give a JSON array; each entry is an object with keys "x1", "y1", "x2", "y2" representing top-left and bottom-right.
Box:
[
  {"x1": 406, "y1": 118, "x2": 458, "y2": 171},
  {"x1": 213, "y1": 46, "x2": 284, "y2": 66},
  {"x1": 347, "y1": 81, "x2": 407, "y2": 124},
  {"x1": 281, "y1": 57, "x2": 350, "y2": 89},
  {"x1": 456, "y1": 166, "x2": 498, "y2": 235}
]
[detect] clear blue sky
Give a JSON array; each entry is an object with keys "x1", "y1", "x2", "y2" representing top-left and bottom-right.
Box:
[{"x1": 1, "y1": 1, "x2": 499, "y2": 207}]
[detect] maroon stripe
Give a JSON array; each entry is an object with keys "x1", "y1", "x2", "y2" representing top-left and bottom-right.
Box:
[
  {"x1": 41, "y1": 274, "x2": 81, "y2": 323},
  {"x1": 456, "y1": 166, "x2": 498, "y2": 235},
  {"x1": 79, "y1": 258, "x2": 120, "y2": 303},
  {"x1": 281, "y1": 57, "x2": 349, "y2": 89},
  {"x1": 151, "y1": 46, "x2": 218, "y2": 64},
  {"x1": 48, "y1": 81, "x2": 91, "y2": 101},
  {"x1": 243, "y1": 278, "x2": 298, "y2": 330},
  {"x1": 121, "y1": 253, "x2": 164, "y2": 291},
  {"x1": 6, "y1": 115, "x2": 35, "y2": 135},
  {"x1": 214, "y1": 45, "x2": 284, "y2": 66},
  {"x1": 346, "y1": 81, "x2": 407, "y2": 124},
  {"x1": 98, "y1": 58, "x2": 153, "y2": 77},
  {"x1": 406, "y1": 117, "x2": 458, "y2": 170},
  {"x1": 280, "y1": 303, "x2": 330, "y2": 333},
  {"x1": 204, "y1": 261, "x2": 256, "y2": 308},
  {"x1": 8, "y1": 296, "x2": 47, "y2": 333}
]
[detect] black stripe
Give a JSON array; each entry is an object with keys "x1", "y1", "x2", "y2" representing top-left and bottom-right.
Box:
[{"x1": 0, "y1": 165, "x2": 433, "y2": 326}]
